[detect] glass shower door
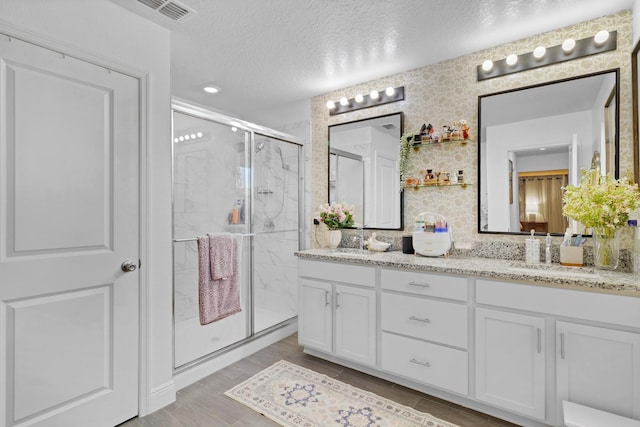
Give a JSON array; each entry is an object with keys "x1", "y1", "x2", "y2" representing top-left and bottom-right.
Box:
[
  {"x1": 172, "y1": 111, "x2": 251, "y2": 368},
  {"x1": 252, "y1": 134, "x2": 301, "y2": 333}
]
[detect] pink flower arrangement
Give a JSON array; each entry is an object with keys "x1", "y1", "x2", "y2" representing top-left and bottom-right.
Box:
[{"x1": 317, "y1": 202, "x2": 355, "y2": 229}]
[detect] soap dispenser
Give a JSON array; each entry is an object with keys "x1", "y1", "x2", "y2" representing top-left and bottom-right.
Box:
[{"x1": 526, "y1": 230, "x2": 540, "y2": 264}]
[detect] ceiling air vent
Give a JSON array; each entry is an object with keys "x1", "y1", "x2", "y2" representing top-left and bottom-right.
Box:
[
  {"x1": 380, "y1": 123, "x2": 397, "y2": 130},
  {"x1": 135, "y1": 0, "x2": 196, "y2": 21}
]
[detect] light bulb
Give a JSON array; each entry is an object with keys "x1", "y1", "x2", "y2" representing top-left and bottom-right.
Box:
[
  {"x1": 562, "y1": 38, "x2": 576, "y2": 52},
  {"x1": 179, "y1": 136, "x2": 184, "y2": 142},
  {"x1": 184, "y1": 135, "x2": 190, "y2": 140},
  {"x1": 326, "y1": 100, "x2": 336, "y2": 109},
  {"x1": 370, "y1": 90, "x2": 379, "y2": 100},
  {"x1": 196, "y1": 132, "x2": 203, "y2": 138},
  {"x1": 339, "y1": 97, "x2": 349, "y2": 106},
  {"x1": 594, "y1": 30, "x2": 609, "y2": 45},
  {"x1": 231, "y1": 126, "x2": 237, "y2": 132},
  {"x1": 533, "y1": 46, "x2": 546, "y2": 59},
  {"x1": 482, "y1": 60, "x2": 493, "y2": 71},
  {"x1": 190, "y1": 134, "x2": 196, "y2": 139},
  {"x1": 385, "y1": 87, "x2": 395, "y2": 96},
  {"x1": 174, "y1": 138, "x2": 179, "y2": 143},
  {"x1": 506, "y1": 54, "x2": 518, "y2": 66},
  {"x1": 355, "y1": 93, "x2": 364, "y2": 103}
]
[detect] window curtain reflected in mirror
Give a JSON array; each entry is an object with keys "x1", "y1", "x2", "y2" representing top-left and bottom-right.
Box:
[{"x1": 518, "y1": 173, "x2": 568, "y2": 234}]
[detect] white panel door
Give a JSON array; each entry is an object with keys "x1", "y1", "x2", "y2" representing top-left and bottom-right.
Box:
[
  {"x1": 0, "y1": 36, "x2": 140, "y2": 427},
  {"x1": 298, "y1": 278, "x2": 332, "y2": 353},
  {"x1": 557, "y1": 321, "x2": 640, "y2": 423},
  {"x1": 476, "y1": 308, "x2": 546, "y2": 420},
  {"x1": 374, "y1": 153, "x2": 399, "y2": 228},
  {"x1": 334, "y1": 284, "x2": 376, "y2": 366}
]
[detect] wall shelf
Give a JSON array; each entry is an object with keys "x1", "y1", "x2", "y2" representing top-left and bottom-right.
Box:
[{"x1": 402, "y1": 183, "x2": 471, "y2": 190}]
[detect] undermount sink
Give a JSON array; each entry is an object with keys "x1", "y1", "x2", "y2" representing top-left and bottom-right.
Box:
[
  {"x1": 329, "y1": 248, "x2": 372, "y2": 257},
  {"x1": 506, "y1": 264, "x2": 600, "y2": 279}
]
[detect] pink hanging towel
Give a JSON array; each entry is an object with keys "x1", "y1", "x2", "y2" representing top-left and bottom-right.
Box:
[{"x1": 197, "y1": 234, "x2": 242, "y2": 325}]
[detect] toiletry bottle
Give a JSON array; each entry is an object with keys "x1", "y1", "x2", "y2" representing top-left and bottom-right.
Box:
[
  {"x1": 526, "y1": 229, "x2": 540, "y2": 264},
  {"x1": 457, "y1": 170, "x2": 464, "y2": 184},
  {"x1": 231, "y1": 199, "x2": 242, "y2": 224},
  {"x1": 545, "y1": 233, "x2": 552, "y2": 265}
]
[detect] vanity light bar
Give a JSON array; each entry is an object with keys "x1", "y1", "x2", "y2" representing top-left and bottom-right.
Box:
[
  {"x1": 327, "y1": 86, "x2": 405, "y2": 116},
  {"x1": 477, "y1": 31, "x2": 617, "y2": 81}
]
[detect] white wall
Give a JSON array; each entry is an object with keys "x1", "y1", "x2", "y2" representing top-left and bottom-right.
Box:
[{"x1": 0, "y1": 0, "x2": 174, "y2": 415}]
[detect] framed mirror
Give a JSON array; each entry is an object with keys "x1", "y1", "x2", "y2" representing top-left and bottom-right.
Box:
[
  {"x1": 478, "y1": 69, "x2": 619, "y2": 235},
  {"x1": 328, "y1": 112, "x2": 403, "y2": 229}
]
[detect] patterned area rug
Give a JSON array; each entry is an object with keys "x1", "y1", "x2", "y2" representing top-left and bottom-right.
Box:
[{"x1": 225, "y1": 360, "x2": 459, "y2": 427}]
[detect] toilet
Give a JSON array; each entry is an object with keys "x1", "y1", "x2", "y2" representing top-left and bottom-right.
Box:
[{"x1": 563, "y1": 401, "x2": 640, "y2": 427}]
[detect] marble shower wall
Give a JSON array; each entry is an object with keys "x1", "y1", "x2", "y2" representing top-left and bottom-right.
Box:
[{"x1": 311, "y1": 10, "x2": 635, "y2": 249}]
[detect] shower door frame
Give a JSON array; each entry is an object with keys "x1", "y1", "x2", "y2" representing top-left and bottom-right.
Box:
[{"x1": 170, "y1": 99, "x2": 304, "y2": 372}]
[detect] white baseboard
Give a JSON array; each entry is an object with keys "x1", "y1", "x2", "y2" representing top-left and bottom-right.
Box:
[
  {"x1": 142, "y1": 380, "x2": 176, "y2": 416},
  {"x1": 173, "y1": 322, "x2": 298, "y2": 391}
]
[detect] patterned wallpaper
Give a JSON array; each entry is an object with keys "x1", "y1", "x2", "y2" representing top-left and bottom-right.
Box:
[{"x1": 311, "y1": 10, "x2": 635, "y2": 249}]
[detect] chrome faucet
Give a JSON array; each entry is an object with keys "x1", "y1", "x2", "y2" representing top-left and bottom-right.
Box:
[{"x1": 352, "y1": 227, "x2": 366, "y2": 250}]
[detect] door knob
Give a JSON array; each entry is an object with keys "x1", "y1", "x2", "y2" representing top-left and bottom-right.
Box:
[{"x1": 121, "y1": 260, "x2": 137, "y2": 272}]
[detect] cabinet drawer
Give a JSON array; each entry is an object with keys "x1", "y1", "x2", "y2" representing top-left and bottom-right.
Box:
[
  {"x1": 298, "y1": 259, "x2": 375, "y2": 287},
  {"x1": 477, "y1": 279, "x2": 640, "y2": 328},
  {"x1": 381, "y1": 332, "x2": 468, "y2": 395},
  {"x1": 381, "y1": 269, "x2": 468, "y2": 301},
  {"x1": 381, "y1": 293, "x2": 467, "y2": 348}
]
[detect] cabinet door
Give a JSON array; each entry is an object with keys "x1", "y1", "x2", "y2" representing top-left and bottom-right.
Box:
[
  {"x1": 557, "y1": 321, "x2": 640, "y2": 422},
  {"x1": 476, "y1": 308, "x2": 546, "y2": 420},
  {"x1": 298, "y1": 279, "x2": 332, "y2": 353},
  {"x1": 334, "y1": 284, "x2": 376, "y2": 366}
]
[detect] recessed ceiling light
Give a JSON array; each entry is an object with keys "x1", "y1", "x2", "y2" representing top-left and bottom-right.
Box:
[{"x1": 203, "y1": 85, "x2": 220, "y2": 94}]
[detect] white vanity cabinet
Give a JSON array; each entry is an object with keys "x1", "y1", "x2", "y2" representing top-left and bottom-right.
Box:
[
  {"x1": 477, "y1": 278, "x2": 640, "y2": 425},
  {"x1": 298, "y1": 259, "x2": 376, "y2": 366},
  {"x1": 556, "y1": 321, "x2": 640, "y2": 422},
  {"x1": 297, "y1": 254, "x2": 640, "y2": 427},
  {"x1": 379, "y1": 269, "x2": 469, "y2": 395},
  {"x1": 475, "y1": 307, "x2": 546, "y2": 420}
]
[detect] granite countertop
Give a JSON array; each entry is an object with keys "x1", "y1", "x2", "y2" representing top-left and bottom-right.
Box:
[{"x1": 295, "y1": 249, "x2": 640, "y2": 297}]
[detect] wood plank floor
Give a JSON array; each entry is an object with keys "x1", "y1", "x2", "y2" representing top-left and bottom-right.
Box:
[{"x1": 120, "y1": 333, "x2": 519, "y2": 427}]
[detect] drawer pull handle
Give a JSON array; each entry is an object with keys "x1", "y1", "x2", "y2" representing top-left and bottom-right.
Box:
[
  {"x1": 408, "y1": 281, "x2": 431, "y2": 288},
  {"x1": 336, "y1": 292, "x2": 341, "y2": 308},
  {"x1": 409, "y1": 358, "x2": 431, "y2": 367},
  {"x1": 409, "y1": 315, "x2": 431, "y2": 323}
]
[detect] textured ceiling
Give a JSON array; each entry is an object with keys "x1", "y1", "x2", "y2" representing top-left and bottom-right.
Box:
[{"x1": 109, "y1": 0, "x2": 635, "y2": 121}]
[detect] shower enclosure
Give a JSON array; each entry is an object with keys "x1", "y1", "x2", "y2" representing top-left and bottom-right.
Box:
[{"x1": 172, "y1": 102, "x2": 302, "y2": 368}]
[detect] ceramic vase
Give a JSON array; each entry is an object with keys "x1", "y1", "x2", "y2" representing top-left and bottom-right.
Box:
[
  {"x1": 325, "y1": 229, "x2": 342, "y2": 249},
  {"x1": 591, "y1": 226, "x2": 621, "y2": 270}
]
